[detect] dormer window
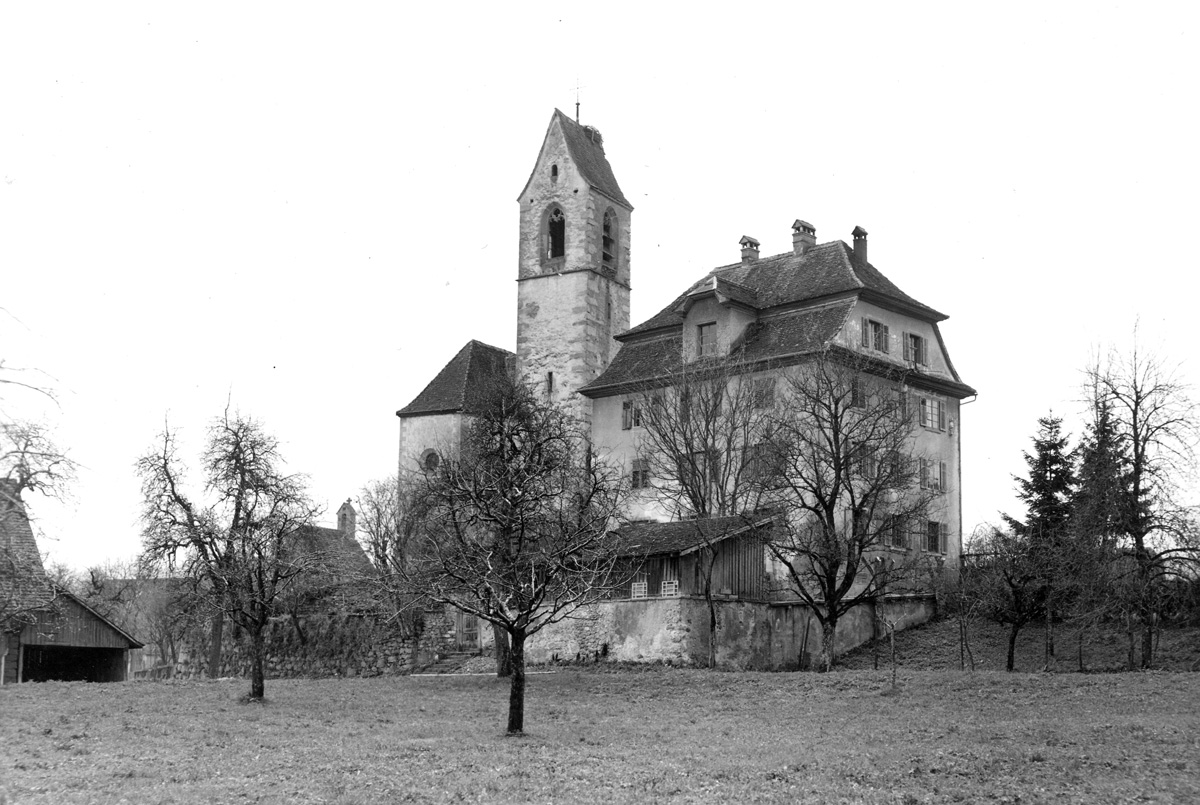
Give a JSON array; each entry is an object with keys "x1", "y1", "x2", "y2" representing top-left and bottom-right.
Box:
[
  {"x1": 546, "y1": 207, "x2": 565, "y2": 260},
  {"x1": 602, "y1": 209, "x2": 617, "y2": 271}
]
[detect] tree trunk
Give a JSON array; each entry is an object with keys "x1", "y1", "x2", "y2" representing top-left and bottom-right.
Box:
[
  {"x1": 1006, "y1": 622, "x2": 1020, "y2": 672},
  {"x1": 249, "y1": 625, "x2": 266, "y2": 700},
  {"x1": 888, "y1": 624, "x2": 897, "y2": 690},
  {"x1": 818, "y1": 620, "x2": 837, "y2": 672},
  {"x1": 207, "y1": 611, "x2": 224, "y2": 678},
  {"x1": 506, "y1": 629, "x2": 526, "y2": 735},
  {"x1": 1126, "y1": 614, "x2": 1136, "y2": 671},
  {"x1": 493, "y1": 623, "x2": 512, "y2": 678},
  {"x1": 1141, "y1": 616, "x2": 1154, "y2": 669}
]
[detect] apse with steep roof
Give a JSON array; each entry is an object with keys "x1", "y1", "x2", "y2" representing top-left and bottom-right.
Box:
[{"x1": 396, "y1": 340, "x2": 514, "y2": 418}]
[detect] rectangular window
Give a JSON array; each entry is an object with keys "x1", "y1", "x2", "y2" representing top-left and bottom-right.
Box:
[
  {"x1": 622, "y1": 399, "x2": 643, "y2": 430},
  {"x1": 920, "y1": 397, "x2": 946, "y2": 431},
  {"x1": 752, "y1": 377, "x2": 776, "y2": 409},
  {"x1": 631, "y1": 579, "x2": 648, "y2": 599},
  {"x1": 851, "y1": 376, "x2": 864, "y2": 408},
  {"x1": 926, "y1": 521, "x2": 944, "y2": 553},
  {"x1": 904, "y1": 333, "x2": 928, "y2": 366},
  {"x1": 631, "y1": 458, "x2": 650, "y2": 490},
  {"x1": 697, "y1": 322, "x2": 718, "y2": 358},
  {"x1": 884, "y1": 515, "x2": 907, "y2": 549},
  {"x1": 861, "y1": 317, "x2": 889, "y2": 354},
  {"x1": 920, "y1": 458, "x2": 949, "y2": 491},
  {"x1": 660, "y1": 579, "x2": 679, "y2": 597}
]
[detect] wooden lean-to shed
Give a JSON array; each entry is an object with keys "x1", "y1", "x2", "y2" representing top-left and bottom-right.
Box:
[
  {"x1": 1, "y1": 481, "x2": 142, "y2": 683},
  {"x1": 614, "y1": 515, "x2": 774, "y2": 601}
]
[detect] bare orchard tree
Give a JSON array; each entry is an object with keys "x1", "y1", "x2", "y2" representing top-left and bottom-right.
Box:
[
  {"x1": 962, "y1": 526, "x2": 1047, "y2": 672},
  {"x1": 356, "y1": 474, "x2": 425, "y2": 574},
  {"x1": 633, "y1": 354, "x2": 777, "y2": 666},
  {"x1": 138, "y1": 411, "x2": 322, "y2": 700},
  {"x1": 1088, "y1": 338, "x2": 1200, "y2": 667},
  {"x1": 409, "y1": 375, "x2": 626, "y2": 735},
  {"x1": 766, "y1": 350, "x2": 938, "y2": 672}
]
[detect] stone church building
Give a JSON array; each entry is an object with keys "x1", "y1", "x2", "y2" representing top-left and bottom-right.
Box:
[{"x1": 397, "y1": 110, "x2": 974, "y2": 668}]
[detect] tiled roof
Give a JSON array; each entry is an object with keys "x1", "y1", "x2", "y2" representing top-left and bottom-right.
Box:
[
  {"x1": 624, "y1": 241, "x2": 944, "y2": 339},
  {"x1": 397, "y1": 340, "x2": 514, "y2": 418},
  {"x1": 0, "y1": 480, "x2": 55, "y2": 626},
  {"x1": 554, "y1": 109, "x2": 631, "y2": 208},
  {"x1": 616, "y1": 515, "x2": 772, "y2": 557},
  {"x1": 294, "y1": 525, "x2": 377, "y2": 579},
  {"x1": 582, "y1": 301, "x2": 851, "y2": 395}
]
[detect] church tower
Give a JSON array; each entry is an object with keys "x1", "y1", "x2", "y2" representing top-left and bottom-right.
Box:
[{"x1": 515, "y1": 109, "x2": 632, "y2": 424}]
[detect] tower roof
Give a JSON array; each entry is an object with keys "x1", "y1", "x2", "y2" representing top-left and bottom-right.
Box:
[
  {"x1": 396, "y1": 340, "x2": 514, "y2": 418},
  {"x1": 518, "y1": 110, "x2": 632, "y2": 209},
  {"x1": 0, "y1": 480, "x2": 55, "y2": 625}
]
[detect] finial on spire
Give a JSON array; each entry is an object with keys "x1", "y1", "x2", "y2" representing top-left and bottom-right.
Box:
[{"x1": 574, "y1": 78, "x2": 583, "y2": 123}]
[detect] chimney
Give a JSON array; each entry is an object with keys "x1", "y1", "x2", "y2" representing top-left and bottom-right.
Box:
[
  {"x1": 337, "y1": 498, "x2": 356, "y2": 539},
  {"x1": 740, "y1": 235, "x2": 760, "y2": 263},
  {"x1": 852, "y1": 226, "x2": 868, "y2": 266},
  {"x1": 792, "y1": 220, "x2": 816, "y2": 255}
]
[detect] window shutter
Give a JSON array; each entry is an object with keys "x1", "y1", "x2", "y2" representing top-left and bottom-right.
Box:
[
  {"x1": 860, "y1": 317, "x2": 869, "y2": 348},
  {"x1": 882, "y1": 325, "x2": 890, "y2": 353},
  {"x1": 622, "y1": 400, "x2": 632, "y2": 430},
  {"x1": 938, "y1": 400, "x2": 946, "y2": 430},
  {"x1": 902, "y1": 332, "x2": 912, "y2": 362},
  {"x1": 918, "y1": 337, "x2": 928, "y2": 366},
  {"x1": 920, "y1": 398, "x2": 929, "y2": 427},
  {"x1": 939, "y1": 461, "x2": 948, "y2": 491},
  {"x1": 920, "y1": 458, "x2": 929, "y2": 488}
]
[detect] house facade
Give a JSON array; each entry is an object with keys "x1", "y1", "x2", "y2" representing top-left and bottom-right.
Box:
[{"x1": 396, "y1": 110, "x2": 974, "y2": 667}]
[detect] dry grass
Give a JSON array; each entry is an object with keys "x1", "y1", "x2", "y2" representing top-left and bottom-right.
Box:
[{"x1": 2, "y1": 668, "x2": 1198, "y2": 804}]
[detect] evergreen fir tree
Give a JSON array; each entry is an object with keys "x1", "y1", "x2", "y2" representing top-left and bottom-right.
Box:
[
  {"x1": 1002, "y1": 414, "x2": 1076, "y2": 544},
  {"x1": 1072, "y1": 398, "x2": 1130, "y2": 552}
]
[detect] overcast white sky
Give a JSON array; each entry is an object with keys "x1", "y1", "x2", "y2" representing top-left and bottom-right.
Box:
[{"x1": 3, "y1": 3, "x2": 1198, "y2": 570}]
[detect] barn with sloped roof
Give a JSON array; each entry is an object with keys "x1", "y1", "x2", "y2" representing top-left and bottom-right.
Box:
[{"x1": 1, "y1": 481, "x2": 142, "y2": 683}]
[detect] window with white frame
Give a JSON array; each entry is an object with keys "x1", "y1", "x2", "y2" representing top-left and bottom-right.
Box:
[
  {"x1": 920, "y1": 397, "x2": 946, "y2": 431},
  {"x1": 697, "y1": 322, "x2": 718, "y2": 358},
  {"x1": 904, "y1": 332, "x2": 928, "y2": 366},
  {"x1": 861, "y1": 317, "x2": 889, "y2": 353},
  {"x1": 631, "y1": 576, "x2": 648, "y2": 598},
  {"x1": 661, "y1": 579, "x2": 679, "y2": 596},
  {"x1": 631, "y1": 458, "x2": 650, "y2": 490}
]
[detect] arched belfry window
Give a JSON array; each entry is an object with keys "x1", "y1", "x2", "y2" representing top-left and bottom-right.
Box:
[
  {"x1": 550, "y1": 164, "x2": 558, "y2": 183},
  {"x1": 602, "y1": 208, "x2": 618, "y2": 271},
  {"x1": 546, "y1": 206, "x2": 565, "y2": 260}
]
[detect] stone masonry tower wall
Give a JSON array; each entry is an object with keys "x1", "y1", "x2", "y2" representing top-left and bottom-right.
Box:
[{"x1": 515, "y1": 111, "x2": 632, "y2": 426}]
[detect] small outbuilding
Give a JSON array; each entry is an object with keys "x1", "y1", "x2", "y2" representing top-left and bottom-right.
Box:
[{"x1": 1, "y1": 480, "x2": 142, "y2": 683}]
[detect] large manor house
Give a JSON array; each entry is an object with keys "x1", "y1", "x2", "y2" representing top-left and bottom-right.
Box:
[{"x1": 395, "y1": 110, "x2": 975, "y2": 667}]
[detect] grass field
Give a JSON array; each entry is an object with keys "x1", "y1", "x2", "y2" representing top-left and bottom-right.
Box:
[{"x1": 2, "y1": 667, "x2": 1198, "y2": 804}]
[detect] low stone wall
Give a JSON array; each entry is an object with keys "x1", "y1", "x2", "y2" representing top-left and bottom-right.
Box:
[
  {"x1": 173, "y1": 608, "x2": 456, "y2": 680},
  {"x1": 528, "y1": 595, "x2": 934, "y2": 670}
]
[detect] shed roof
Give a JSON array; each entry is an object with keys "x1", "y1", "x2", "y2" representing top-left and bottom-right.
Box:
[{"x1": 616, "y1": 515, "x2": 773, "y2": 557}]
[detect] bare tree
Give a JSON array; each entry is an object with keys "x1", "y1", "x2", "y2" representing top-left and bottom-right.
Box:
[
  {"x1": 408, "y1": 375, "x2": 626, "y2": 734},
  {"x1": 1087, "y1": 338, "x2": 1200, "y2": 667},
  {"x1": 963, "y1": 526, "x2": 1047, "y2": 672},
  {"x1": 138, "y1": 411, "x2": 321, "y2": 700},
  {"x1": 633, "y1": 355, "x2": 776, "y2": 666},
  {"x1": 765, "y1": 351, "x2": 938, "y2": 672}
]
